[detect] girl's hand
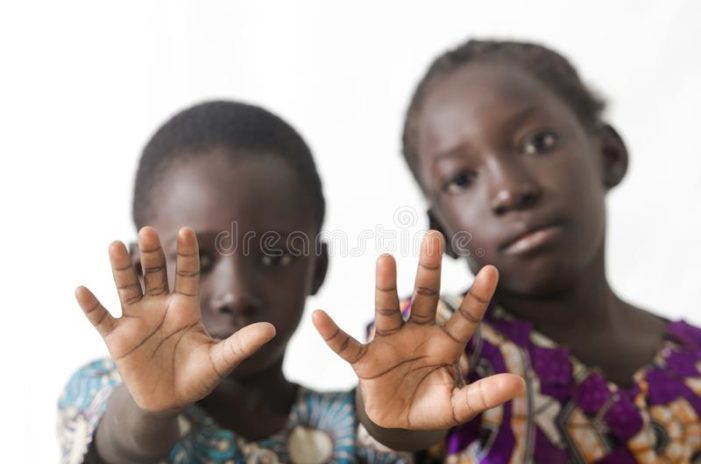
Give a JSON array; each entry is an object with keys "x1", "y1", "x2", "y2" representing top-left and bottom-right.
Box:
[
  {"x1": 76, "y1": 226, "x2": 276, "y2": 412},
  {"x1": 313, "y1": 231, "x2": 524, "y2": 430}
]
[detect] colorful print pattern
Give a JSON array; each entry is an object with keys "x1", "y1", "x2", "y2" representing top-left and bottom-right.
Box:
[
  {"x1": 368, "y1": 293, "x2": 701, "y2": 463},
  {"x1": 58, "y1": 359, "x2": 412, "y2": 464}
]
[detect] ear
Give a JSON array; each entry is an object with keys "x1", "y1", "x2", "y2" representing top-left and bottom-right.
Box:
[
  {"x1": 310, "y1": 241, "x2": 328, "y2": 295},
  {"x1": 428, "y1": 209, "x2": 458, "y2": 259},
  {"x1": 128, "y1": 241, "x2": 144, "y2": 279},
  {"x1": 598, "y1": 124, "x2": 629, "y2": 190}
]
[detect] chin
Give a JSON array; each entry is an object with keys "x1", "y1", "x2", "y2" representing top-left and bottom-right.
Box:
[
  {"x1": 506, "y1": 273, "x2": 577, "y2": 297},
  {"x1": 499, "y1": 255, "x2": 581, "y2": 297},
  {"x1": 228, "y1": 344, "x2": 286, "y2": 380}
]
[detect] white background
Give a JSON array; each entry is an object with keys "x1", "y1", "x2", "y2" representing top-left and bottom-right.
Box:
[{"x1": 1, "y1": 1, "x2": 700, "y2": 460}]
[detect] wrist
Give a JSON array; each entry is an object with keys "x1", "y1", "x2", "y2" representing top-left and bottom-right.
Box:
[
  {"x1": 97, "y1": 385, "x2": 184, "y2": 462},
  {"x1": 354, "y1": 386, "x2": 447, "y2": 452}
]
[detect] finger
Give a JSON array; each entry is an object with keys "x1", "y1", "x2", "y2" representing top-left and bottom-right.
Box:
[
  {"x1": 138, "y1": 227, "x2": 169, "y2": 296},
  {"x1": 174, "y1": 227, "x2": 200, "y2": 298},
  {"x1": 208, "y1": 322, "x2": 276, "y2": 377},
  {"x1": 312, "y1": 310, "x2": 367, "y2": 365},
  {"x1": 109, "y1": 241, "x2": 143, "y2": 308},
  {"x1": 408, "y1": 231, "x2": 443, "y2": 325},
  {"x1": 443, "y1": 265, "x2": 498, "y2": 345},
  {"x1": 451, "y1": 373, "x2": 525, "y2": 424},
  {"x1": 374, "y1": 254, "x2": 402, "y2": 336},
  {"x1": 75, "y1": 286, "x2": 116, "y2": 338}
]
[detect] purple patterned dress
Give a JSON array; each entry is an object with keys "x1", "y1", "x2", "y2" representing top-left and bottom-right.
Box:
[{"x1": 370, "y1": 293, "x2": 701, "y2": 463}]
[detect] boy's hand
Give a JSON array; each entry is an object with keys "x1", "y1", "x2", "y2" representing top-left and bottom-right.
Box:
[
  {"x1": 313, "y1": 231, "x2": 524, "y2": 430},
  {"x1": 76, "y1": 226, "x2": 276, "y2": 412}
]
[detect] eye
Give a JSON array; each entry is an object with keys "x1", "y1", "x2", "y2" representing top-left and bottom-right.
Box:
[
  {"x1": 199, "y1": 251, "x2": 214, "y2": 273},
  {"x1": 443, "y1": 171, "x2": 475, "y2": 194},
  {"x1": 260, "y1": 253, "x2": 294, "y2": 268},
  {"x1": 521, "y1": 131, "x2": 558, "y2": 155}
]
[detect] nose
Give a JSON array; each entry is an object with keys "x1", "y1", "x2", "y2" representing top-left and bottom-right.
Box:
[
  {"x1": 208, "y1": 255, "x2": 261, "y2": 317},
  {"x1": 487, "y1": 156, "x2": 542, "y2": 216}
]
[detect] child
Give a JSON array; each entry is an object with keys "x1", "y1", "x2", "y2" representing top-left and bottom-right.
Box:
[
  {"x1": 313, "y1": 40, "x2": 701, "y2": 462},
  {"x1": 59, "y1": 101, "x2": 422, "y2": 463}
]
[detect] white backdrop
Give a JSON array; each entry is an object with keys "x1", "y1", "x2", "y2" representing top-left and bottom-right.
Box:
[{"x1": 1, "y1": 1, "x2": 700, "y2": 460}]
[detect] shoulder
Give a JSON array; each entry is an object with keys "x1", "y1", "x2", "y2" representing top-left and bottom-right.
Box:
[
  {"x1": 57, "y1": 359, "x2": 121, "y2": 464},
  {"x1": 667, "y1": 320, "x2": 701, "y2": 351},
  {"x1": 649, "y1": 319, "x2": 701, "y2": 385},
  {"x1": 59, "y1": 358, "x2": 121, "y2": 410}
]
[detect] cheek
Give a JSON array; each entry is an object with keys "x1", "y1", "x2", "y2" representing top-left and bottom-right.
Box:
[
  {"x1": 559, "y1": 151, "x2": 607, "y2": 233},
  {"x1": 438, "y1": 197, "x2": 495, "y2": 251}
]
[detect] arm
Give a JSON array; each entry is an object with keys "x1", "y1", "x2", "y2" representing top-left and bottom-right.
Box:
[
  {"x1": 93, "y1": 385, "x2": 181, "y2": 463},
  {"x1": 74, "y1": 227, "x2": 275, "y2": 463}
]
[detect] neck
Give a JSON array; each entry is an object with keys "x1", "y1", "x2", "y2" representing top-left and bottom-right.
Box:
[
  {"x1": 493, "y1": 246, "x2": 626, "y2": 340},
  {"x1": 200, "y1": 356, "x2": 296, "y2": 416}
]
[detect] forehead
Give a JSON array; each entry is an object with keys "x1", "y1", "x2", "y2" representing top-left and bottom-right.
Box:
[
  {"x1": 416, "y1": 62, "x2": 576, "y2": 160},
  {"x1": 147, "y1": 150, "x2": 315, "y2": 238}
]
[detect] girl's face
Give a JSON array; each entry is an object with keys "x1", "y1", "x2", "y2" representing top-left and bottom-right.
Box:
[
  {"x1": 143, "y1": 150, "x2": 325, "y2": 378},
  {"x1": 415, "y1": 62, "x2": 611, "y2": 296}
]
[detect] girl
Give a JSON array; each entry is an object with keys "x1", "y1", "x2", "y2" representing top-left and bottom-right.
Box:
[
  {"x1": 313, "y1": 40, "x2": 701, "y2": 463},
  {"x1": 59, "y1": 101, "x2": 428, "y2": 463}
]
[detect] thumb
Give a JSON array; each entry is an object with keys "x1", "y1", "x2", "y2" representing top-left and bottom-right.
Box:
[
  {"x1": 208, "y1": 322, "x2": 276, "y2": 377},
  {"x1": 451, "y1": 373, "x2": 525, "y2": 425}
]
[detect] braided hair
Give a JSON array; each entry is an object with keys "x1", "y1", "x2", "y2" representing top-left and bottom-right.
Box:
[{"x1": 402, "y1": 39, "x2": 606, "y2": 181}]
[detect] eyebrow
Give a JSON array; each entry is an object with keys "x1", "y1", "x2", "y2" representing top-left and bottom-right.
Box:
[
  {"x1": 432, "y1": 147, "x2": 469, "y2": 167},
  {"x1": 431, "y1": 105, "x2": 539, "y2": 166},
  {"x1": 502, "y1": 106, "x2": 539, "y2": 136}
]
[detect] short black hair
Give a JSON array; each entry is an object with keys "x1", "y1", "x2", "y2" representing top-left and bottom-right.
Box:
[
  {"x1": 132, "y1": 100, "x2": 325, "y2": 230},
  {"x1": 402, "y1": 39, "x2": 606, "y2": 181}
]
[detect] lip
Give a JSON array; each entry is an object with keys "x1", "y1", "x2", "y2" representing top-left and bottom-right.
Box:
[{"x1": 501, "y1": 222, "x2": 563, "y2": 256}]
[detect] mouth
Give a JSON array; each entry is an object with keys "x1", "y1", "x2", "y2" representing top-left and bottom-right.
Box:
[{"x1": 501, "y1": 221, "x2": 564, "y2": 256}]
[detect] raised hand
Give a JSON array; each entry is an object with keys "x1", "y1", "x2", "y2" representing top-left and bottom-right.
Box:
[
  {"x1": 313, "y1": 231, "x2": 524, "y2": 430},
  {"x1": 75, "y1": 226, "x2": 276, "y2": 412}
]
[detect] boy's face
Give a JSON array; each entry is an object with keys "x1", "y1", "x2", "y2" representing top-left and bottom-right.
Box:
[
  {"x1": 414, "y1": 62, "x2": 611, "y2": 296},
  {"x1": 144, "y1": 150, "x2": 325, "y2": 378}
]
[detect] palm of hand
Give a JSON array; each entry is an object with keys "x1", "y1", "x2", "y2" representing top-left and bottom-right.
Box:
[
  {"x1": 313, "y1": 231, "x2": 524, "y2": 430},
  {"x1": 75, "y1": 227, "x2": 275, "y2": 412},
  {"x1": 106, "y1": 293, "x2": 218, "y2": 412},
  {"x1": 354, "y1": 324, "x2": 467, "y2": 429}
]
